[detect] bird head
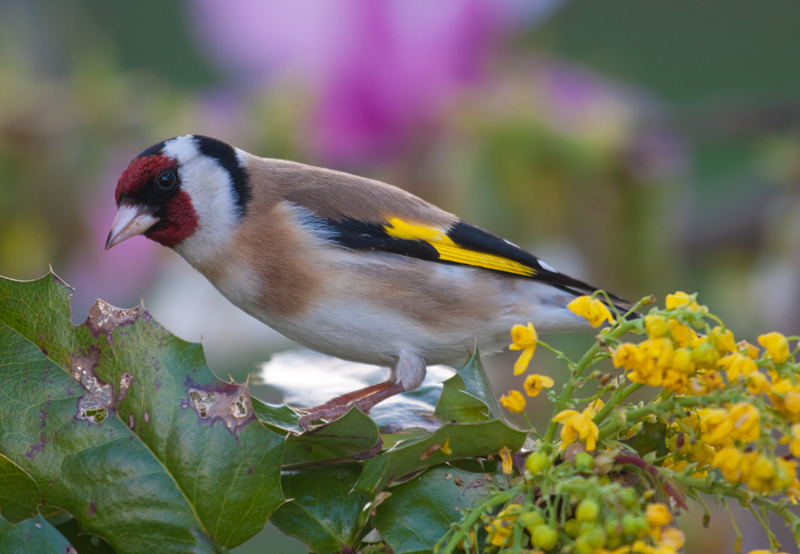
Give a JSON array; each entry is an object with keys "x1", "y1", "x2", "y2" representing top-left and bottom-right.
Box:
[{"x1": 105, "y1": 135, "x2": 251, "y2": 259}]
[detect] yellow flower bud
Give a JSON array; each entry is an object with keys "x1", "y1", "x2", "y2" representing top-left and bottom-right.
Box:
[
  {"x1": 668, "y1": 319, "x2": 692, "y2": 347},
  {"x1": 499, "y1": 446, "x2": 514, "y2": 475},
  {"x1": 711, "y1": 326, "x2": 736, "y2": 354},
  {"x1": 665, "y1": 291, "x2": 701, "y2": 311},
  {"x1": 612, "y1": 343, "x2": 639, "y2": 370},
  {"x1": 758, "y1": 332, "x2": 790, "y2": 364},
  {"x1": 645, "y1": 315, "x2": 669, "y2": 338},
  {"x1": 729, "y1": 403, "x2": 760, "y2": 443},
  {"x1": 645, "y1": 502, "x2": 672, "y2": 527},
  {"x1": 499, "y1": 390, "x2": 526, "y2": 413},
  {"x1": 672, "y1": 348, "x2": 695, "y2": 374}
]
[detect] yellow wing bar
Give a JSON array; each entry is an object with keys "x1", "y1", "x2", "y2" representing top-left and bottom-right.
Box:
[{"x1": 384, "y1": 217, "x2": 536, "y2": 277}]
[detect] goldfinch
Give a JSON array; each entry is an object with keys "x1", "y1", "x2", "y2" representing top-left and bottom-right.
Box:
[{"x1": 106, "y1": 135, "x2": 629, "y2": 427}]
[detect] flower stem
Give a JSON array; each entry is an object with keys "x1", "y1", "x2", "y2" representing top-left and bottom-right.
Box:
[
  {"x1": 673, "y1": 473, "x2": 800, "y2": 539},
  {"x1": 542, "y1": 320, "x2": 639, "y2": 449},
  {"x1": 439, "y1": 483, "x2": 525, "y2": 554},
  {"x1": 593, "y1": 382, "x2": 644, "y2": 423}
]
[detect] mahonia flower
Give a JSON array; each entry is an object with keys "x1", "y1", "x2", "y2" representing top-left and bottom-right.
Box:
[
  {"x1": 484, "y1": 504, "x2": 521, "y2": 546},
  {"x1": 728, "y1": 403, "x2": 760, "y2": 443},
  {"x1": 499, "y1": 446, "x2": 513, "y2": 475},
  {"x1": 662, "y1": 369, "x2": 688, "y2": 394},
  {"x1": 612, "y1": 343, "x2": 639, "y2": 369},
  {"x1": 719, "y1": 352, "x2": 757, "y2": 382},
  {"x1": 710, "y1": 326, "x2": 736, "y2": 354},
  {"x1": 758, "y1": 332, "x2": 790, "y2": 364},
  {"x1": 690, "y1": 339, "x2": 719, "y2": 370},
  {"x1": 568, "y1": 295, "x2": 615, "y2": 327},
  {"x1": 668, "y1": 319, "x2": 693, "y2": 347},
  {"x1": 644, "y1": 315, "x2": 668, "y2": 338},
  {"x1": 697, "y1": 408, "x2": 733, "y2": 446},
  {"x1": 499, "y1": 390, "x2": 526, "y2": 413},
  {"x1": 645, "y1": 502, "x2": 672, "y2": 527},
  {"x1": 767, "y1": 378, "x2": 800, "y2": 422},
  {"x1": 712, "y1": 446, "x2": 743, "y2": 482},
  {"x1": 553, "y1": 406, "x2": 599, "y2": 451},
  {"x1": 524, "y1": 374, "x2": 554, "y2": 397},
  {"x1": 440, "y1": 438, "x2": 452, "y2": 455},
  {"x1": 665, "y1": 291, "x2": 701, "y2": 311},
  {"x1": 746, "y1": 371, "x2": 770, "y2": 395},
  {"x1": 509, "y1": 322, "x2": 538, "y2": 375},
  {"x1": 789, "y1": 424, "x2": 800, "y2": 457},
  {"x1": 659, "y1": 527, "x2": 686, "y2": 551},
  {"x1": 672, "y1": 348, "x2": 694, "y2": 374}
]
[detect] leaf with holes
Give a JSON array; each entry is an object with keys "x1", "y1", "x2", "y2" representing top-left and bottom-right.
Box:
[{"x1": 0, "y1": 272, "x2": 285, "y2": 554}]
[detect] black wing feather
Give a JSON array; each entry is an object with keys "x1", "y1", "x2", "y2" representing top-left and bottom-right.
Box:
[{"x1": 322, "y1": 216, "x2": 631, "y2": 310}]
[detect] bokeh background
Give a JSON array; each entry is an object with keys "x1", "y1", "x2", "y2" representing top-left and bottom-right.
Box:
[{"x1": 1, "y1": 0, "x2": 799, "y2": 552}]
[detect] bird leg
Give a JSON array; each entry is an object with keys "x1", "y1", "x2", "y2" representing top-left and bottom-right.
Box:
[
  {"x1": 311, "y1": 380, "x2": 394, "y2": 411},
  {"x1": 297, "y1": 381, "x2": 405, "y2": 430}
]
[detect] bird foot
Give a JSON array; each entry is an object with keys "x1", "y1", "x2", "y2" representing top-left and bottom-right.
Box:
[
  {"x1": 297, "y1": 382, "x2": 406, "y2": 431},
  {"x1": 298, "y1": 404, "x2": 354, "y2": 430}
]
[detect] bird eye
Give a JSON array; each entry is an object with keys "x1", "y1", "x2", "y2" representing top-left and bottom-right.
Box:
[{"x1": 156, "y1": 170, "x2": 177, "y2": 190}]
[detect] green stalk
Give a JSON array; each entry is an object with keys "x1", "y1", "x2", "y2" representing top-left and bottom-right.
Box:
[
  {"x1": 439, "y1": 483, "x2": 525, "y2": 554},
  {"x1": 673, "y1": 474, "x2": 800, "y2": 537},
  {"x1": 593, "y1": 382, "x2": 644, "y2": 423},
  {"x1": 598, "y1": 391, "x2": 731, "y2": 440},
  {"x1": 542, "y1": 320, "x2": 640, "y2": 448}
]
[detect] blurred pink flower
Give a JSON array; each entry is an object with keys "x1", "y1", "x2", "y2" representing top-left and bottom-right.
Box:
[{"x1": 188, "y1": 0, "x2": 562, "y2": 162}]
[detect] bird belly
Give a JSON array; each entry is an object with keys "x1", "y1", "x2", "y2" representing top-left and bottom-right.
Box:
[{"x1": 213, "y1": 250, "x2": 590, "y2": 368}]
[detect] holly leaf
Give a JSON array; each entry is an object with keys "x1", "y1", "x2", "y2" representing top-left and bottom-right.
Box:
[
  {"x1": 0, "y1": 514, "x2": 76, "y2": 554},
  {"x1": 270, "y1": 463, "x2": 372, "y2": 554},
  {"x1": 0, "y1": 272, "x2": 285, "y2": 554},
  {"x1": 355, "y1": 420, "x2": 526, "y2": 494},
  {"x1": 0, "y1": 454, "x2": 41, "y2": 524},
  {"x1": 374, "y1": 465, "x2": 501, "y2": 554},
  {"x1": 283, "y1": 407, "x2": 381, "y2": 465}
]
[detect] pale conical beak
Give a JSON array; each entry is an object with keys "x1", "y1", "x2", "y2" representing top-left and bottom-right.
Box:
[{"x1": 105, "y1": 201, "x2": 160, "y2": 250}]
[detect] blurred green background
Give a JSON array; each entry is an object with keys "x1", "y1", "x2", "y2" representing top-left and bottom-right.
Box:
[{"x1": 1, "y1": 0, "x2": 798, "y2": 552}]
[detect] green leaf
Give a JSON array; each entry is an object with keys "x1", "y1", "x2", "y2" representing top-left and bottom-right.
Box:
[
  {"x1": 0, "y1": 454, "x2": 41, "y2": 523},
  {"x1": 283, "y1": 407, "x2": 381, "y2": 465},
  {"x1": 453, "y1": 349, "x2": 506, "y2": 421},
  {"x1": 270, "y1": 463, "x2": 371, "y2": 554},
  {"x1": 374, "y1": 465, "x2": 499, "y2": 554},
  {"x1": 434, "y1": 372, "x2": 491, "y2": 424},
  {"x1": 251, "y1": 397, "x2": 301, "y2": 434},
  {"x1": 52, "y1": 515, "x2": 117, "y2": 553},
  {"x1": 0, "y1": 514, "x2": 75, "y2": 554},
  {"x1": 0, "y1": 273, "x2": 285, "y2": 553},
  {"x1": 355, "y1": 420, "x2": 526, "y2": 494},
  {"x1": 620, "y1": 420, "x2": 669, "y2": 458}
]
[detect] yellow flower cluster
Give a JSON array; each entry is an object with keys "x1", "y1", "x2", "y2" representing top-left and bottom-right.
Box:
[
  {"x1": 711, "y1": 447, "x2": 798, "y2": 495},
  {"x1": 610, "y1": 292, "x2": 800, "y2": 503},
  {"x1": 612, "y1": 319, "x2": 747, "y2": 396}
]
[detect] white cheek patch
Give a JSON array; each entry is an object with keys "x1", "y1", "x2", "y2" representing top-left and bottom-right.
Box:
[{"x1": 163, "y1": 136, "x2": 241, "y2": 265}]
